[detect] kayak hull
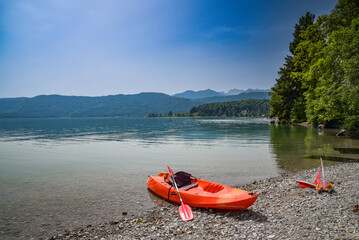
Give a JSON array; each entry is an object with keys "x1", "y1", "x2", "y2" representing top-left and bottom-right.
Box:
[
  {"x1": 296, "y1": 180, "x2": 317, "y2": 188},
  {"x1": 147, "y1": 172, "x2": 258, "y2": 210}
]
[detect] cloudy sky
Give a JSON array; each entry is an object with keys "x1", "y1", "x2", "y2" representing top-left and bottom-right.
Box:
[{"x1": 0, "y1": 0, "x2": 337, "y2": 98}]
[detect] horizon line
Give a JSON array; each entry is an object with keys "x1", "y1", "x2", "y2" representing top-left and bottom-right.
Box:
[{"x1": 0, "y1": 88, "x2": 271, "y2": 99}]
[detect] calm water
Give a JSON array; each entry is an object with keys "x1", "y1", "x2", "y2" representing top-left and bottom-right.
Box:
[{"x1": 0, "y1": 117, "x2": 358, "y2": 239}]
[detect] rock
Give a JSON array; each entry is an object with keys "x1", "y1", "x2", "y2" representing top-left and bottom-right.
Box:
[{"x1": 336, "y1": 129, "x2": 347, "y2": 136}]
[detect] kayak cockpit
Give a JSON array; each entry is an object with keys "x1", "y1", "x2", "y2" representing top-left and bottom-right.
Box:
[{"x1": 162, "y1": 171, "x2": 228, "y2": 195}]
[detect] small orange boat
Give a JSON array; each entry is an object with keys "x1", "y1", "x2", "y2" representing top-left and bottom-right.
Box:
[{"x1": 147, "y1": 172, "x2": 259, "y2": 210}]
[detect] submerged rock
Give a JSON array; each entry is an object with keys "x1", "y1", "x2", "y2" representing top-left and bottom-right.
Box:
[{"x1": 336, "y1": 129, "x2": 347, "y2": 136}]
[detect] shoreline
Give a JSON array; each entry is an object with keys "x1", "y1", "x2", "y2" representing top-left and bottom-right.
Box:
[
  {"x1": 49, "y1": 162, "x2": 359, "y2": 240},
  {"x1": 274, "y1": 120, "x2": 359, "y2": 139}
]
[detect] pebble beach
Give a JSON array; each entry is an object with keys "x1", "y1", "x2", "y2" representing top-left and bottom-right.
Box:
[{"x1": 48, "y1": 162, "x2": 359, "y2": 240}]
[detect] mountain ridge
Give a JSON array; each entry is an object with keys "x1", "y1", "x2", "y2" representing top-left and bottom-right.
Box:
[
  {"x1": 0, "y1": 90, "x2": 270, "y2": 118},
  {"x1": 173, "y1": 89, "x2": 225, "y2": 99},
  {"x1": 173, "y1": 88, "x2": 270, "y2": 99}
]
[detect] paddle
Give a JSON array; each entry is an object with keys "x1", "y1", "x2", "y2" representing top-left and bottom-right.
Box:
[{"x1": 167, "y1": 165, "x2": 194, "y2": 222}]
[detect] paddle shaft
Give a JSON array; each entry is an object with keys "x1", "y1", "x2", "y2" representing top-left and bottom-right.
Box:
[
  {"x1": 320, "y1": 157, "x2": 327, "y2": 188},
  {"x1": 167, "y1": 166, "x2": 183, "y2": 203},
  {"x1": 320, "y1": 157, "x2": 325, "y2": 180},
  {"x1": 166, "y1": 165, "x2": 194, "y2": 222},
  {"x1": 170, "y1": 174, "x2": 184, "y2": 203}
]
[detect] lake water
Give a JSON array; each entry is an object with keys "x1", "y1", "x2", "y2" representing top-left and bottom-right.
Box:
[{"x1": 0, "y1": 117, "x2": 358, "y2": 239}]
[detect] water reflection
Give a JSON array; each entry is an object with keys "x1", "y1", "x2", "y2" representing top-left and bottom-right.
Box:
[{"x1": 270, "y1": 124, "x2": 359, "y2": 172}]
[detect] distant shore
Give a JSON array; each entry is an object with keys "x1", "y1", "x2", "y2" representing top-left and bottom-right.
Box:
[{"x1": 50, "y1": 162, "x2": 359, "y2": 240}]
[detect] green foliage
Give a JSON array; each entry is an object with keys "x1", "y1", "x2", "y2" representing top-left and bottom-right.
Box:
[
  {"x1": 270, "y1": 0, "x2": 359, "y2": 132},
  {"x1": 290, "y1": 12, "x2": 316, "y2": 55},
  {"x1": 189, "y1": 99, "x2": 270, "y2": 117},
  {"x1": 270, "y1": 56, "x2": 296, "y2": 123},
  {"x1": 304, "y1": 1, "x2": 359, "y2": 128},
  {"x1": 270, "y1": 12, "x2": 315, "y2": 123}
]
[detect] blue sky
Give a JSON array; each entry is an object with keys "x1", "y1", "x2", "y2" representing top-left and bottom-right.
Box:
[{"x1": 0, "y1": 0, "x2": 337, "y2": 98}]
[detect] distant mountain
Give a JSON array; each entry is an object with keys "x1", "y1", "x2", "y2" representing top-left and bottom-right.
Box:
[
  {"x1": 0, "y1": 93, "x2": 195, "y2": 118},
  {"x1": 227, "y1": 89, "x2": 245, "y2": 95},
  {"x1": 195, "y1": 92, "x2": 270, "y2": 104},
  {"x1": 173, "y1": 89, "x2": 225, "y2": 99},
  {"x1": 243, "y1": 88, "x2": 270, "y2": 93},
  {"x1": 173, "y1": 88, "x2": 270, "y2": 98},
  {"x1": 0, "y1": 91, "x2": 271, "y2": 118}
]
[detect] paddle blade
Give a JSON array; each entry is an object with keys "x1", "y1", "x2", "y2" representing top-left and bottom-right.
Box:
[
  {"x1": 316, "y1": 183, "x2": 323, "y2": 191},
  {"x1": 326, "y1": 182, "x2": 333, "y2": 192},
  {"x1": 179, "y1": 203, "x2": 193, "y2": 222},
  {"x1": 315, "y1": 170, "x2": 321, "y2": 185},
  {"x1": 322, "y1": 178, "x2": 328, "y2": 189}
]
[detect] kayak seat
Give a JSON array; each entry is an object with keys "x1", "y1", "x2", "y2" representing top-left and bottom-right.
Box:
[
  {"x1": 180, "y1": 182, "x2": 198, "y2": 191},
  {"x1": 167, "y1": 171, "x2": 197, "y2": 190},
  {"x1": 203, "y1": 183, "x2": 224, "y2": 193}
]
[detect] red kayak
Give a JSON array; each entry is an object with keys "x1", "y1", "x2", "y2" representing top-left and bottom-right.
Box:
[
  {"x1": 296, "y1": 180, "x2": 317, "y2": 188},
  {"x1": 147, "y1": 171, "x2": 258, "y2": 210},
  {"x1": 296, "y1": 167, "x2": 321, "y2": 188}
]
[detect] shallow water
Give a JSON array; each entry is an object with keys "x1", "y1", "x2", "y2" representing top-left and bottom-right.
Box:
[{"x1": 0, "y1": 117, "x2": 358, "y2": 239}]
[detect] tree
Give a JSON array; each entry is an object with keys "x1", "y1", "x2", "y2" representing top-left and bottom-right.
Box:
[
  {"x1": 270, "y1": 56, "x2": 296, "y2": 122},
  {"x1": 292, "y1": 15, "x2": 328, "y2": 124},
  {"x1": 290, "y1": 12, "x2": 316, "y2": 55},
  {"x1": 189, "y1": 99, "x2": 270, "y2": 117},
  {"x1": 270, "y1": 12, "x2": 315, "y2": 123},
  {"x1": 295, "y1": 0, "x2": 359, "y2": 129},
  {"x1": 270, "y1": 0, "x2": 359, "y2": 134}
]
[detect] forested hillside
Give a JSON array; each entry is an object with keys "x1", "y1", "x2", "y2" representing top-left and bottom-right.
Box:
[
  {"x1": 270, "y1": 0, "x2": 359, "y2": 133},
  {"x1": 197, "y1": 92, "x2": 269, "y2": 104},
  {"x1": 0, "y1": 91, "x2": 269, "y2": 118},
  {"x1": 0, "y1": 93, "x2": 194, "y2": 118},
  {"x1": 189, "y1": 99, "x2": 270, "y2": 117}
]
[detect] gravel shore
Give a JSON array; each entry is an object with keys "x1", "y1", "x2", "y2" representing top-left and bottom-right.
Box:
[{"x1": 50, "y1": 162, "x2": 359, "y2": 240}]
